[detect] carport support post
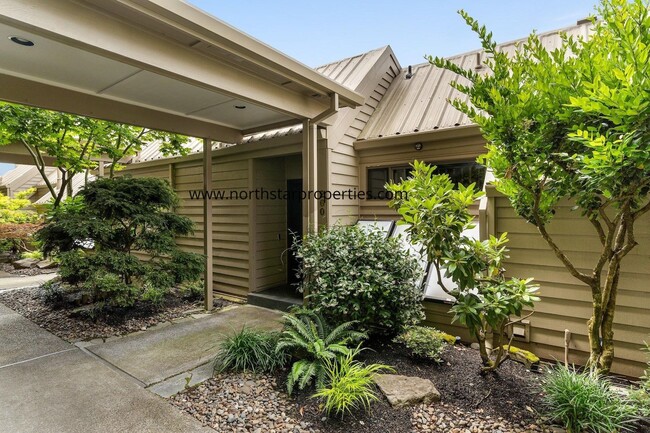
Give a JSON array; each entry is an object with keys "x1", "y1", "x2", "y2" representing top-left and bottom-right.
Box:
[
  {"x1": 302, "y1": 119, "x2": 318, "y2": 235},
  {"x1": 203, "y1": 138, "x2": 214, "y2": 311}
]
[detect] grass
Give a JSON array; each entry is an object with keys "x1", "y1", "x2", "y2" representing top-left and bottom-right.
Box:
[
  {"x1": 312, "y1": 346, "x2": 393, "y2": 418},
  {"x1": 541, "y1": 366, "x2": 638, "y2": 433},
  {"x1": 214, "y1": 327, "x2": 286, "y2": 374}
]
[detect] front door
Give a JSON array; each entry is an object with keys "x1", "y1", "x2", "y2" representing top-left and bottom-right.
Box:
[{"x1": 286, "y1": 179, "x2": 302, "y2": 287}]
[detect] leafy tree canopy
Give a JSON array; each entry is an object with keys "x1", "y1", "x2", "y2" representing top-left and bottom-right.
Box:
[
  {"x1": 0, "y1": 103, "x2": 191, "y2": 207},
  {"x1": 429, "y1": 0, "x2": 650, "y2": 373}
]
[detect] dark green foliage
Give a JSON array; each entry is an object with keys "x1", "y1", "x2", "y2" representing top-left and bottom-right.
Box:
[
  {"x1": 214, "y1": 328, "x2": 287, "y2": 374},
  {"x1": 312, "y1": 346, "x2": 393, "y2": 418},
  {"x1": 276, "y1": 309, "x2": 367, "y2": 395},
  {"x1": 541, "y1": 366, "x2": 637, "y2": 433},
  {"x1": 36, "y1": 176, "x2": 204, "y2": 308},
  {"x1": 294, "y1": 225, "x2": 424, "y2": 335},
  {"x1": 394, "y1": 326, "x2": 448, "y2": 363}
]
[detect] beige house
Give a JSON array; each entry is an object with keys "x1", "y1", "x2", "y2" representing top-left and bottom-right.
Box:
[
  {"x1": 0, "y1": 1, "x2": 646, "y2": 376},
  {"x1": 120, "y1": 20, "x2": 650, "y2": 376}
]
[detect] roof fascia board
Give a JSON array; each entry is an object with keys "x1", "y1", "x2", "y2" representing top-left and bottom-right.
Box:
[
  {"x1": 0, "y1": 0, "x2": 331, "y2": 119},
  {"x1": 354, "y1": 124, "x2": 480, "y2": 151},
  {"x1": 121, "y1": 0, "x2": 365, "y2": 108}
]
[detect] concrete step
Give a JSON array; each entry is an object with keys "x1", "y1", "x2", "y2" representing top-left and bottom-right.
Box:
[{"x1": 247, "y1": 286, "x2": 302, "y2": 311}]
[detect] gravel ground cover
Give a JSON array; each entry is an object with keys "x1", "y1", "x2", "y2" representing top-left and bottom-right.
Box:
[
  {"x1": 172, "y1": 340, "x2": 563, "y2": 433},
  {"x1": 0, "y1": 286, "x2": 231, "y2": 342},
  {"x1": 0, "y1": 262, "x2": 57, "y2": 276}
]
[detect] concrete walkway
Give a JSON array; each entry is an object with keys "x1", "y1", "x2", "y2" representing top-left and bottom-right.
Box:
[
  {"x1": 0, "y1": 272, "x2": 58, "y2": 292},
  {"x1": 0, "y1": 301, "x2": 282, "y2": 432}
]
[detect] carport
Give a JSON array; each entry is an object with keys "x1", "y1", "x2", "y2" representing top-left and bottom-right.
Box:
[{"x1": 0, "y1": 0, "x2": 364, "y2": 309}]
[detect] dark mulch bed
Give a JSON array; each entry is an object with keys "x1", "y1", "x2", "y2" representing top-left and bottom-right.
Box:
[
  {"x1": 0, "y1": 286, "x2": 231, "y2": 342},
  {"x1": 0, "y1": 262, "x2": 58, "y2": 276},
  {"x1": 274, "y1": 339, "x2": 545, "y2": 433}
]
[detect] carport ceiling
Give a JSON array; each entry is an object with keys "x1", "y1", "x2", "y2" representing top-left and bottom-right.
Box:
[{"x1": 0, "y1": 0, "x2": 363, "y2": 142}]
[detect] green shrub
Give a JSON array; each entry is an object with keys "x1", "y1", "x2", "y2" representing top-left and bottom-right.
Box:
[
  {"x1": 294, "y1": 225, "x2": 424, "y2": 335},
  {"x1": 394, "y1": 326, "x2": 448, "y2": 362},
  {"x1": 313, "y1": 346, "x2": 393, "y2": 418},
  {"x1": 541, "y1": 366, "x2": 637, "y2": 433},
  {"x1": 214, "y1": 328, "x2": 286, "y2": 373},
  {"x1": 21, "y1": 250, "x2": 43, "y2": 260},
  {"x1": 36, "y1": 177, "x2": 204, "y2": 308},
  {"x1": 0, "y1": 189, "x2": 38, "y2": 224},
  {"x1": 178, "y1": 279, "x2": 204, "y2": 300},
  {"x1": 276, "y1": 308, "x2": 367, "y2": 395}
]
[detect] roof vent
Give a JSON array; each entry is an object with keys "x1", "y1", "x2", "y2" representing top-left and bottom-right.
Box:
[{"x1": 405, "y1": 65, "x2": 413, "y2": 80}]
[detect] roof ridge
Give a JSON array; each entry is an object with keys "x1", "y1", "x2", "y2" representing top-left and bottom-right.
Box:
[
  {"x1": 314, "y1": 46, "x2": 390, "y2": 71},
  {"x1": 400, "y1": 20, "x2": 592, "y2": 71}
]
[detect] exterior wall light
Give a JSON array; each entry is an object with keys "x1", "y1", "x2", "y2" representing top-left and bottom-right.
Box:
[
  {"x1": 9, "y1": 36, "x2": 34, "y2": 47},
  {"x1": 414, "y1": 142, "x2": 423, "y2": 151}
]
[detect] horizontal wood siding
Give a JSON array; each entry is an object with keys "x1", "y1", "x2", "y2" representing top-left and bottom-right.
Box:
[
  {"x1": 122, "y1": 155, "x2": 251, "y2": 298},
  {"x1": 329, "y1": 54, "x2": 400, "y2": 226},
  {"x1": 493, "y1": 196, "x2": 650, "y2": 376}
]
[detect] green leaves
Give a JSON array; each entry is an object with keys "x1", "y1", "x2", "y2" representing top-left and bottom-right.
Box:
[
  {"x1": 36, "y1": 177, "x2": 204, "y2": 308},
  {"x1": 214, "y1": 328, "x2": 286, "y2": 374},
  {"x1": 312, "y1": 346, "x2": 393, "y2": 418},
  {"x1": 388, "y1": 160, "x2": 538, "y2": 370},
  {"x1": 294, "y1": 224, "x2": 424, "y2": 334},
  {"x1": 277, "y1": 309, "x2": 367, "y2": 395}
]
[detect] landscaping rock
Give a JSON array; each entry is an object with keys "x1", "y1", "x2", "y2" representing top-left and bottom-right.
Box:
[
  {"x1": 171, "y1": 373, "x2": 318, "y2": 433},
  {"x1": 503, "y1": 345, "x2": 540, "y2": 370},
  {"x1": 0, "y1": 253, "x2": 12, "y2": 264},
  {"x1": 36, "y1": 260, "x2": 57, "y2": 270},
  {"x1": 13, "y1": 258, "x2": 39, "y2": 269},
  {"x1": 374, "y1": 374, "x2": 441, "y2": 408}
]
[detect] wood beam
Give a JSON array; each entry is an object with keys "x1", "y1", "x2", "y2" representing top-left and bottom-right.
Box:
[
  {"x1": 0, "y1": 0, "x2": 330, "y2": 119},
  {"x1": 0, "y1": 74, "x2": 243, "y2": 143},
  {"x1": 203, "y1": 138, "x2": 214, "y2": 311}
]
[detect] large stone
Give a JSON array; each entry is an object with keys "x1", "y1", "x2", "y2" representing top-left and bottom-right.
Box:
[
  {"x1": 12, "y1": 258, "x2": 39, "y2": 269},
  {"x1": 0, "y1": 252, "x2": 12, "y2": 264},
  {"x1": 36, "y1": 259, "x2": 58, "y2": 269},
  {"x1": 374, "y1": 374, "x2": 441, "y2": 408}
]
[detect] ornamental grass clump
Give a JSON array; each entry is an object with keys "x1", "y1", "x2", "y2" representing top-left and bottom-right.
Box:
[
  {"x1": 214, "y1": 327, "x2": 286, "y2": 373},
  {"x1": 312, "y1": 346, "x2": 393, "y2": 418},
  {"x1": 541, "y1": 366, "x2": 637, "y2": 433},
  {"x1": 294, "y1": 225, "x2": 424, "y2": 335}
]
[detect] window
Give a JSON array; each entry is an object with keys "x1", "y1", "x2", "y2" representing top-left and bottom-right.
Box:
[{"x1": 367, "y1": 161, "x2": 486, "y2": 200}]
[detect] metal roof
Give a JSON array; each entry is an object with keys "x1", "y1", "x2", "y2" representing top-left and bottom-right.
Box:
[
  {"x1": 358, "y1": 21, "x2": 592, "y2": 142},
  {"x1": 0, "y1": 164, "x2": 57, "y2": 195}
]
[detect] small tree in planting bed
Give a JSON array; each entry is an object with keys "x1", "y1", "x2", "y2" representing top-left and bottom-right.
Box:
[
  {"x1": 429, "y1": 0, "x2": 650, "y2": 373},
  {"x1": 37, "y1": 176, "x2": 204, "y2": 308},
  {"x1": 387, "y1": 161, "x2": 539, "y2": 372}
]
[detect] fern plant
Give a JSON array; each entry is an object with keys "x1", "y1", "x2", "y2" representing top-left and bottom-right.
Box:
[
  {"x1": 276, "y1": 308, "x2": 367, "y2": 395},
  {"x1": 313, "y1": 346, "x2": 393, "y2": 418}
]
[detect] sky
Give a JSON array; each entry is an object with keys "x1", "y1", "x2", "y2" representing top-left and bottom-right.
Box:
[
  {"x1": 188, "y1": 0, "x2": 599, "y2": 68},
  {"x1": 0, "y1": 0, "x2": 599, "y2": 177}
]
